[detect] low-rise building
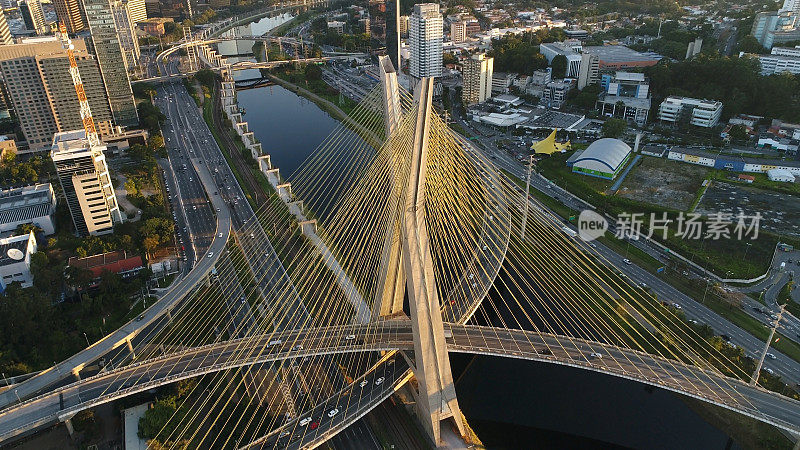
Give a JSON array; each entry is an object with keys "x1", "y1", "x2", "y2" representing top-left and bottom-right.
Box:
[
  {"x1": 567, "y1": 137, "x2": 632, "y2": 179},
  {"x1": 68, "y1": 250, "x2": 144, "y2": 283},
  {"x1": 327, "y1": 21, "x2": 346, "y2": 34},
  {"x1": 138, "y1": 18, "x2": 173, "y2": 36},
  {"x1": 757, "y1": 45, "x2": 800, "y2": 75},
  {"x1": 0, "y1": 183, "x2": 57, "y2": 235},
  {"x1": 542, "y1": 79, "x2": 575, "y2": 109},
  {"x1": 658, "y1": 96, "x2": 723, "y2": 128},
  {"x1": 0, "y1": 231, "x2": 37, "y2": 291},
  {"x1": 596, "y1": 72, "x2": 651, "y2": 126},
  {"x1": 758, "y1": 134, "x2": 799, "y2": 154},
  {"x1": 0, "y1": 136, "x2": 16, "y2": 158},
  {"x1": 767, "y1": 168, "x2": 796, "y2": 182}
]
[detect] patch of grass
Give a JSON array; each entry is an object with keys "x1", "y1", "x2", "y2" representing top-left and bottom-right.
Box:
[{"x1": 681, "y1": 397, "x2": 793, "y2": 450}]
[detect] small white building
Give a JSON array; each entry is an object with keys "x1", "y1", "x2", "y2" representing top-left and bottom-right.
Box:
[
  {"x1": 0, "y1": 183, "x2": 57, "y2": 235},
  {"x1": 767, "y1": 168, "x2": 796, "y2": 182},
  {"x1": 0, "y1": 231, "x2": 37, "y2": 292}
]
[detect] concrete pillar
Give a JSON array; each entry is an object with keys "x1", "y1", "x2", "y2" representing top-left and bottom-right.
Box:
[
  {"x1": 71, "y1": 367, "x2": 81, "y2": 381},
  {"x1": 64, "y1": 417, "x2": 75, "y2": 437},
  {"x1": 373, "y1": 56, "x2": 405, "y2": 318},
  {"x1": 126, "y1": 338, "x2": 135, "y2": 359},
  {"x1": 258, "y1": 155, "x2": 272, "y2": 172},
  {"x1": 298, "y1": 220, "x2": 317, "y2": 236},
  {"x1": 402, "y1": 78, "x2": 465, "y2": 446},
  {"x1": 276, "y1": 183, "x2": 292, "y2": 202}
]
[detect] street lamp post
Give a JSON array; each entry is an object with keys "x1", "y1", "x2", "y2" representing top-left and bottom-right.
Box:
[
  {"x1": 521, "y1": 154, "x2": 534, "y2": 240},
  {"x1": 751, "y1": 304, "x2": 786, "y2": 386},
  {"x1": 83, "y1": 332, "x2": 90, "y2": 347},
  {"x1": 701, "y1": 278, "x2": 711, "y2": 304}
]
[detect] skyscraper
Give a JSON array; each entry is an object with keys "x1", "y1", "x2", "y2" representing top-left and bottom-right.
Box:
[
  {"x1": 125, "y1": 0, "x2": 147, "y2": 24},
  {"x1": 111, "y1": 0, "x2": 141, "y2": 71},
  {"x1": 461, "y1": 53, "x2": 493, "y2": 105},
  {"x1": 0, "y1": 37, "x2": 114, "y2": 152},
  {"x1": 51, "y1": 130, "x2": 122, "y2": 236},
  {"x1": 409, "y1": 3, "x2": 442, "y2": 79},
  {"x1": 83, "y1": 0, "x2": 139, "y2": 127},
  {"x1": 52, "y1": 0, "x2": 88, "y2": 34},
  {"x1": 385, "y1": 0, "x2": 399, "y2": 71},
  {"x1": 20, "y1": 0, "x2": 47, "y2": 35},
  {"x1": 0, "y1": 11, "x2": 12, "y2": 45}
]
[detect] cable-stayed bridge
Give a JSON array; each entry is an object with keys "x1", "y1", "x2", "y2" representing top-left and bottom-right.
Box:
[{"x1": 1, "y1": 59, "x2": 800, "y2": 449}]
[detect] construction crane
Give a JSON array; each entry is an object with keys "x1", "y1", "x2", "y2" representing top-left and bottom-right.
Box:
[{"x1": 56, "y1": 23, "x2": 101, "y2": 149}]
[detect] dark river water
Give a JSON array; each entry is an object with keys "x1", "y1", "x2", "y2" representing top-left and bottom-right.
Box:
[{"x1": 230, "y1": 52, "x2": 740, "y2": 450}]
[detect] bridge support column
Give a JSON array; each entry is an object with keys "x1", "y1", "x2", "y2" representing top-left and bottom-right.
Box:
[
  {"x1": 373, "y1": 55, "x2": 405, "y2": 319},
  {"x1": 63, "y1": 417, "x2": 75, "y2": 437},
  {"x1": 126, "y1": 338, "x2": 135, "y2": 359},
  {"x1": 402, "y1": 78, "x2": 465, "y2": 446},
  {"x1": 71, "y1": 367, "x2": 81, "y2": 381}
]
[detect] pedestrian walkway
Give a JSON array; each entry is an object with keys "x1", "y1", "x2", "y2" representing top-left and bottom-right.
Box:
[{"x1": 609, "y1": 154, "x2": 641, "y2": 193}]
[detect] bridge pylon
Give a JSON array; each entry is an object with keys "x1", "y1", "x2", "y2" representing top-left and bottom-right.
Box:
[
  {"x1": 373, "y1": 56, "x2": 405, "y2": 319},
  {"x1": 401, "y1": 77, "x2": 466, "y2": 446}
]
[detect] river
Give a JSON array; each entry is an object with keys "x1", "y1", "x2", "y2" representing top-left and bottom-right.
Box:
[{"x1": 223, "y1": 19, "x2": 743, "y2": 449}]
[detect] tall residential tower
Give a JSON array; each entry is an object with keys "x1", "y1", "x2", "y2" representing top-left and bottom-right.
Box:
[{"x1": 409, "y1": 3, "x2": 442, "y2": 79}]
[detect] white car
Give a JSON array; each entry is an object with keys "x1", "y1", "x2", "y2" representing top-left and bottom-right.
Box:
[
  {"x1": 299, "y1": 417, "x2": 312, "y2": 426},
  {"x1": 345, "y1": 334, "x2": 356, "y2": 340},
  {"x1": 207, "y1": 252, "x2": 213, "y2": 258},
  {"x1": 764, "y1": 367, "x2": 775, "y2": 375},
  {"x1": 589, "y1": 352, "x2": 603, "y2": 359},
  {"x1": 766, "y1": 353, "x2": 777, "y2": 360},
  {"x1": 327, "y1": 408, "x2": 339, "y2": 418},
  {"x1": 359, "y1": 379, "x2": 368, "y2": 388},
  {"x1": 375, "y1": 377, "x2": 384, "y2": 386},
  {"x1": 218, "y1": 233, "x2": 223, "y2": 238},
  {"x1": 279, "y1": 431, "x2": 289, "y2": 438},
  {"x1": 623, "y1": 258, "x2": 632, "y2": 265}
]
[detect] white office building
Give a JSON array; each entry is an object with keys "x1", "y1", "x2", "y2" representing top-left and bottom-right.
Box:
[
  {"x1": 51, "y1": 130, "x2": 123, "y2": 236},
  {"x1": 409, "y1": 3, "x2": 443, "y2": 79},
  {"x1": 0, "y1": 231, "x2": 37, "y2": 291},
  {"x1": 539, "y1": 40, "x2": 583, "y2": 78},
  {"x1": 0, "y1": 184, "x2": 57, "y2": 235},
  {"x1": 658, "y1": 96, "x2": 723, "y2": 128},
  {"x1": 758, "y1": 45, "x2": 800, "y2": 75}
]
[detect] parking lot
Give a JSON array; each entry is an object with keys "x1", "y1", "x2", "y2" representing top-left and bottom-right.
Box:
[{"x1": 696, "y1": 181, "x2": 800, "y2": 237}]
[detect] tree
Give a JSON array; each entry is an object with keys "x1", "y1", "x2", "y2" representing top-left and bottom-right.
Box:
[
  {"x1": 737, "y1": 35, "x2": 766, "y2": 54},
  {"x1": 551, "y1": 54, "x2": 568, "y2": 79},
  {"x1": 728, "y1": 124, "x2": 749, "y2": 143},
  {"x1": 602, "y1": 118, "x2": 627, "y2": 138},
  {"x1": 194, "y1": 69, "x2": 216, "y2": 89},
  {"x1": 304, "y1": 63, "x2": 322, "y2": 81}
]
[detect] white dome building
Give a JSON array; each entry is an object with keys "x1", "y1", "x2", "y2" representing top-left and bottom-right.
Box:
[{"x1": 569, "y1": 138, "x2": 632, "y2": 180}]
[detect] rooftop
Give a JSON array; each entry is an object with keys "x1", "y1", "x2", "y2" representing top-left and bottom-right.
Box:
[
  {"x1": 0, "y1": 232, "x2": 33, "y2": 268},
  {"x1": 68, "y1": 251, "x2": 144, "y2": 278},
  {"x1": 520, "y1": 110, "x2": 584, "y2": 130},
  {"x1": 583, "y1": 45, "x2": 663, "y2": 64},
  {"x1": 0, "y1": 184, "x2": 55, "y2": 226}
]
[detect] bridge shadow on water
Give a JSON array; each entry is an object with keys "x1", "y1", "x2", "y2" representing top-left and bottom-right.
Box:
[{"x1": 454, "y1": 255, "x2": 742, "y2": 449}]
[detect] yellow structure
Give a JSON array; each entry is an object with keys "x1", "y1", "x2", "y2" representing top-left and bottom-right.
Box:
[{"x1": 531, "y1": 128, "x2": 570, "y2": 154}]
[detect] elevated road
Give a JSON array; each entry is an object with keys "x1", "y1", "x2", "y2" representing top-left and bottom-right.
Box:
[{"x1": 2, "y1": 322, "x2": 799, "y2": 443}]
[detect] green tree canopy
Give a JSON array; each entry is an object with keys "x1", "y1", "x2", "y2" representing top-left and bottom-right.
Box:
[{"x1": 551, "y1": 54, "x2": 568, "y2": 79}]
